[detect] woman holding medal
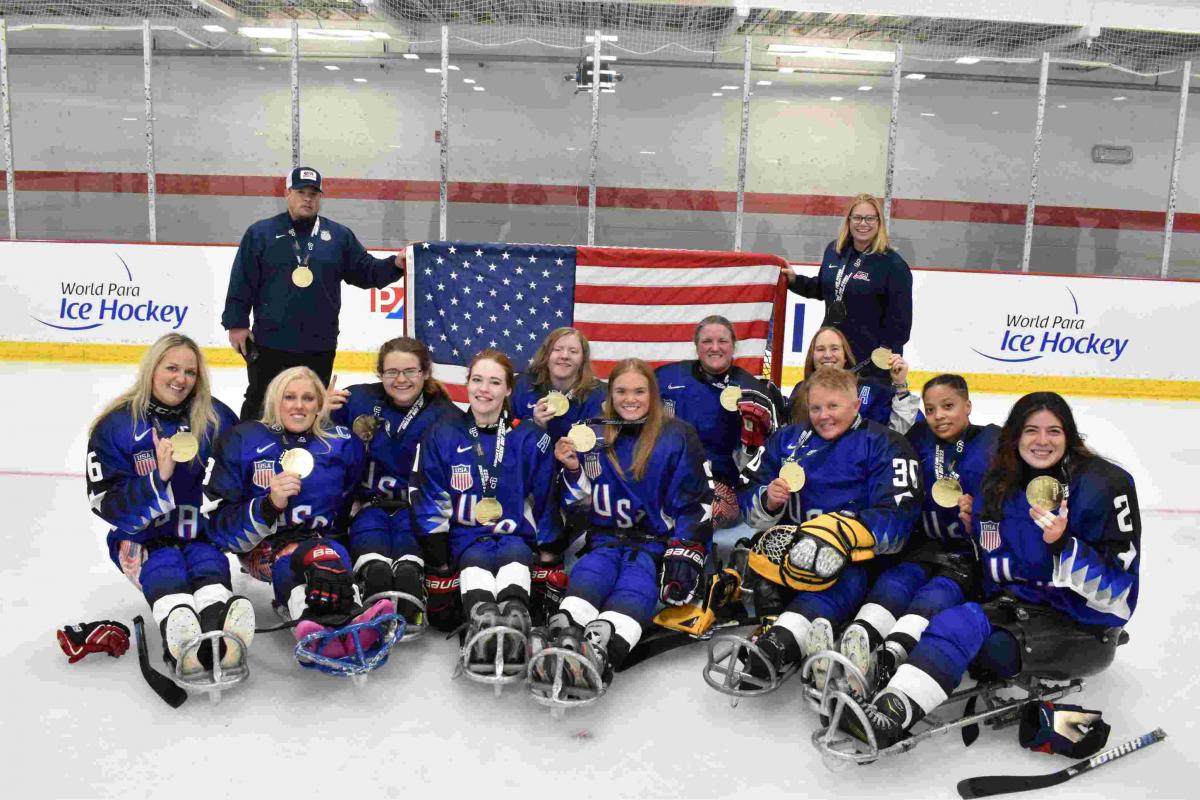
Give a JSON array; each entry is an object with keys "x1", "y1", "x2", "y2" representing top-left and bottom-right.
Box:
[
  {"x1": 325, "y1": 337, "x2": 461, "y2": 633},
  {"x1": 832, "y1": 374, "x2": 1000, "y2": 693},
  {"x1": 85, "y1": 333, "x2": 251, "y2": 674},
  {"x1": 204, "y1": 367, "x2": 390, "y2": 662},
  {"x1": 837, "y1": 391, "x2": 1141, "y2": 752},
  {"x1": 409, "y1": 349, "x2": 561, "y2": 676},
  {"x1": 786, "y1": 326, "x2": 919, "y2": 435},
  {"x1": 782, "y1": 194, "x2": 912, "y2": 384},
  {"x1": 513, "y1": 327, "x2": 606, "y2": 440},
  {"x1": 656, "y1": 315, "x2": 785, "y2": 528},
  {"x1": 528, "y1": 358, "x2": 713, "y2": 698},
  {"x1": 728, "y1": 366, "x2": 922, "y2": 689}
]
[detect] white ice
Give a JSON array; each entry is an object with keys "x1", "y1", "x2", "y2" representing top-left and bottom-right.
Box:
[{"x1": 1, "y1": 362, "x2": 1195, "y2": 799}]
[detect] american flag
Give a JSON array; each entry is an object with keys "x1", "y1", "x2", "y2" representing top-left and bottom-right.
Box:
[{"x1": 405, "y1": 242, "x2": 786, "y2": 402}]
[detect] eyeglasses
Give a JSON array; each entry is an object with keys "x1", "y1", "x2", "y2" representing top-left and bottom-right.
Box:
[
  {"x1": 849, "y1": 214, "x2": 879, "y2": 224},
  {"x1": 381, "y1": 368, "x2": 423, "y2": 381}
]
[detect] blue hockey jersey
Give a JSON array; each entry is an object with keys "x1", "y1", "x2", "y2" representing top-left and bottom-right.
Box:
[
  {"x1": 907, "y1": 421, "x2": 999, "y2": 551},
  {"x1": 511, "y1": 374, "x2": 606, "y2": 442},
  {"x1": 739, "y1": 417, "x2": 922, "y2": 556},
  {"x1": 203, "y1": 421, "x2": 366, "y2": 553},
  {"x1": 87, "y1": 400, "x2": 238, "y2": 553},
  {"x1": 975, "y1": 457, "x2": 1140, "y2": 629},
  {"x1": 655, "y1": 360, "x2": 785, "y2": 485},
  {"x1": 409, "y1": 416, "x2": 560, "y2": 564},
  {"x1": 560, "y1": 418, "x2": 714, "y2": 554},
  {"x1": 330, "y1": 384, "x2": 461, "y2": 503}
]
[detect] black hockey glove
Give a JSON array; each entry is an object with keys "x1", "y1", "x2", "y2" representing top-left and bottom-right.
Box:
[
  {"x1": 1019, "y1": 701, "x2": 1111, "y2": 758},
  {"x1": 531, "y1": 550, "x2": 568, "y2": 626},
  {"x1": 57, "y1": 620, "x2": 131, "y2": 663},
  {"x1": 424, "y1": 564, "x2": 462, "y2": 633},
  {"x1": 659, "y1": 539, "x2": 706, "y2": 606},
  {"x1": 295, "y1": 544, "x2": 355, "y2": 615}
]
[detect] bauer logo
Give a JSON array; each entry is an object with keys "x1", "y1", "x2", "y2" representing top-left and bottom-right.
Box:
[
  {"x1": 31, "y1": 251, "x2": 190, "y2": 332},
  {"x1": 971, "y1": 285, "x2": 1129, "y2": 364}
]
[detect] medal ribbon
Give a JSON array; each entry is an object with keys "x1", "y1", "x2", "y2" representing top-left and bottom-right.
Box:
[
  {"x1": 934, "y1": 437, "x2": 965, "y2": 481},
  {"x1": 390, "y1": 394, "x2": 426, "y2": 438},
  {"x1": 467, "y1": 413, "x2": 507, "y2": 499},
  {"x1": 785, "y1": 414, "x2": 864, "y2": 467},
  {"x1": 288, "y1": 216, "x2": 322, "y2": 269},
  {"x1": 832, "y1": 252, "x2": 863, "y2": 305}
]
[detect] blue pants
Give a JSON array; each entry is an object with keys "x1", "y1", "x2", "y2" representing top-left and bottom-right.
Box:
[
  {"x1": 862, "y1": 561, "x2": 927, "y2": 618},
  {"x1": 564, "y1": 545, "x2": 659, "y2": 628},
  {"x1": 458, "y1": 535, "x2": 534, "y2": 614},
  {"x1": 907, "y1": 602, "x2": 1001, "y2": 695},
  {"x1": 349, "y1": 506, "x2": 421, "y2": 566},
  {"x1": 784, "y1": 563, "x2": 868, "y2": 628},
  {"x1": 112, "y1": 539, "x2": 231, "y2": 608}
]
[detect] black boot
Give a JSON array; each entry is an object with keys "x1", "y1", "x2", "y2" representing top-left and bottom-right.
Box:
[
  {"x1": 197, "y1": 601, "x2": 229, "y2": 671},
  {"x1": 391, "y1": 559, "x2": 427, "y2": 625},
  {"x1": 745, "y1": 625, "x2": 798, "y2": 682},
  {"x1": 840, "y1": 688, "x2": 918, "y2": 751},
  {"x1": 358, "y1": 560, "x2": 394, "y2": 603}
]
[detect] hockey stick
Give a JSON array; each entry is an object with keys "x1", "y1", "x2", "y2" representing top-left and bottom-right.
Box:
[
  {"x1": 132, "y1": 615, "x2": 188, "y2": 709},
  {"x1": 956, "y1": 728, "x2": 1166, "y2": 799}
]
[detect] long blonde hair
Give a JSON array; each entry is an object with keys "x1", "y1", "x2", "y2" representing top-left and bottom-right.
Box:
[
  {"x1": 835, "y1": 192, "x2": 891, "y2": 255},
  {"x1": 602, "y1": 358, "x2": 665, "y2": 481},
  {"x1": 88, "y1": 333, "x2": 222, "y2": 450},
  {"x1": 260, "y1": 366, "x2": 335, "y2": 448},
  {"x1": 526, "y1": 327, "x2": 600, "y2": 400}
]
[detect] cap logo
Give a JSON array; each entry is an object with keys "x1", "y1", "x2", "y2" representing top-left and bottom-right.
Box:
[{"x1": 299, "y1": 169, "x2": 317, "y2": 181}]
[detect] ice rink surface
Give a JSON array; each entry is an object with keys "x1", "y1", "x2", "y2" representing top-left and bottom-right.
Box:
[{"x1": 1, "y1": 362, "x2": 1195, "y2": 799}]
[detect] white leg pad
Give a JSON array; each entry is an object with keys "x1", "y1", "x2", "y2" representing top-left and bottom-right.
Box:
[
  {"x1": 853, "y1": 602, "x2": 897, "y2": 640},
  {"x1": 193, "y1": 582, "x2": 231, "y2": 612},
  {"x1": 598, "y1": 610, "x2": 642, "y2": 651},
  {"x1": 888, "y1": 663, "x2": 949, "y2": 719},
  {"x1": 352, "y1": 552, "x2": 391, "y2": 575},
  {"x1": 460, "y1": 565, "x2": 497, "y2": 597},
  {"x1": 773, "y1": 610, "x2": 812, "y2": 646},
  {"x1": 287, "y1": 585, "x2": 308, "y2": 622},
  {"x1": 151, "y1": 593, "x2": 195, "y2": 626},
  {"x1": 495, "y1": 561, "x2": 531, "y2": 596},
  {"x1": 559, "y1": 596, "x2": 600, "y2": 628},
  {"x1": 890, "y1": 613, "x2": 931, "y2": 645}
]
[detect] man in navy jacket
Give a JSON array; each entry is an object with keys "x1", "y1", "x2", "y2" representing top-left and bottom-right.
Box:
[{"x1": 222, "y1": 166, "x2": 404, "y2": 420}]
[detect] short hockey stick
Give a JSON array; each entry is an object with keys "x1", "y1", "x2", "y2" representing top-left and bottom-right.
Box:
[
  {"x1": 956, "y1": 728, "x2": 1166, "y2": 799},
  {"x1": 132, "y1": 615, "x2": 188, "y2": 709}
]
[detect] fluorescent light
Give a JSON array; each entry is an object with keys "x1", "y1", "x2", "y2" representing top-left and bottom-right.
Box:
[
  {"x1": 992, "y1": 110, "x2": 1000, "y2": 115},
  {"x1": 905, "y1": 73, "x2": 926, "y2": 80},
  {"x1": 259, "y1": 46, "x2": 278, "y2": 54},
  {"x1": 187, "y1": 44, "x2": 199, "y2": 49},
  {"x1": 1113, "y1": 95, "x2": 1127, "y2": 101},
  {"x1": 956, "y1": 57, "x2": 981, "y2": 65},
  {"x1": 639, "y1": 151, "x2": 656, "y2": 155},
  {"x1": 202, "y1": 24, "x2": 227, "y2": 33},
  {"x1": 122, "y1": 117, "x2": 137, "y2": 121},
  {"x1": 324, "y1": 65, "x2": 340, "y2": 71},
  {"x1": 775, "y1": 100, "x2": 790, "y2": 104},
  {"x1": 448, "y1": 65, "x2": 460, "y2": 71},
  {"x1": 767, "y1": 44, "x2": 895, "y2": 63},
  {"x1": 712, "y1": 92, "x2": 724, "y2": 97},
  {"x1": 424, "y1": 68, "x2": 440, "y2": 74},
  {"x1": 585, "y1": 35, "x2": 619, "y2": 43},
  {"x1": 1057, "y1": 104, "x2": 1067, "y2": 109},
  {"x1": 473, "y1": 86, "x2": 486, "y2": 92},
  {"x1": 920, "y1": 112, "x2": 936, "y2": 117},
  {"x1": 830, "y1": 96, "x2": 844, "y2": 102},
  {"x1": 779, "y1": 67, "x2": 796, "y2": 73},
  {"x1": 721, "y1": 85, "x2": 739, "y2": 90},
  {"x1": 353, "y1": 78, "x2": 368, "y2": 83},
  {"x1": 858, "y1": 85, "x2": 872, "y2": 91},
  {"x1": 463, "y1": 78, "x2": 476, "y2": 84},
  {"x1": 239, "y1": 27, "x2": 390, "y2": 42},
  {"x1": 756, "y1": 80, "x2": 772, "y2": 86},
  {"x1": 586, "y1": 55, "x2": 617, "y2": 62},
  {"x1": 402, "y1": 53, "x2": 419, "y2": 60},
  {"x1": 601, "y1": 88, "x2": 616, "y2": 93}
]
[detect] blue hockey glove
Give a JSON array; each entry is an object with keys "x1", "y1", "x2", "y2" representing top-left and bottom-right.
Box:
[{"x1": 1019, "y1": 701, "x2": 1111, "y2": 758}]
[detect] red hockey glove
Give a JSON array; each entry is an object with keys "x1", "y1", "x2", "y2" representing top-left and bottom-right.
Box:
[{"x1": 57, "y1": 620, "x2": 131, "y2": 663}]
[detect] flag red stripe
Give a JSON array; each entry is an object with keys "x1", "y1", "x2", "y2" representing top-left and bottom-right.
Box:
[
  {"x1": 590, "y1": 357, "x2": 763, "y2": 379},
  {"x1": 574, "y1": 283, "x2": 775, "y2": 305},
  {"x1": 578, "y1": 246, "x2": 789, "y2": 270},
  {"x1": 575, "y1": 319, "x2": 769, "y2": 343},
  {"x1": 444, "y1": 383, "x2": 469, "y2": 404}
]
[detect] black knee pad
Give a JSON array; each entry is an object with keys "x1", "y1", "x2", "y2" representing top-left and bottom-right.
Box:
[{"x1": 976, "y1": 598, "x2": 1121, "y2": 681}]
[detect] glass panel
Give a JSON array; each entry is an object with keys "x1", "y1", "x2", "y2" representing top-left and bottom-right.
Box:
[{"x1": 1169, "y1": 77, "x2": 1200, "y2": 280}]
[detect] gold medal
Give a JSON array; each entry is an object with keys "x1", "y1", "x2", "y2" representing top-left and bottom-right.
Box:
[
  {"x1": 169, "y1": 430, "x2": 199, "y2": 463},
  {"x1": 352, "y1": 414, "x2": 380, "y2": 442},
  {"x1": 543, "y1": 391, "x2": 569, "y2": 417},
  {"x1": 280, "y1": 447, "x2": 314, "y2": 479},
  {"x1": 779, "y1": 461, "x2": 806, "y2": 492},
  {"x1": 292, "y1": 266, "x2": 314, "y2": 288},
  {"x1": 870, "y1": 347, "x2": 893, "y2": 370},
  {"x1": 474, "y1": 497, "x2": 503, "y2": 524},
  {"x1": 931, "y1": 477, "x2": 963, "y2": 509},
  {"x1": 719, "y1": 385, "x2": 743, "y2": 412},
  {"x1": 568, "y1": 423, "x2": 597, "y2": 453},
  {"x1": 1025, "y1": 475, "x2": 1063, "y2": 512}
]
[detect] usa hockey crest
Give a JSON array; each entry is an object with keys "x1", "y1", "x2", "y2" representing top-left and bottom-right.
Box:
[
  {"x1": 584, "y1": 452, "x2": 602, "y2": 480},
  {"x1": 133, "y1": 450, "x2": 156, "y2": 477},
  {"x1": 253, "y1": 459, "x2": 276, "y2": 489},
  {"x1": 980, "y1": 521, "x2": 1001, "y2": 552},
  {"x1": 663, "y1": 399, "x2": 676, "y2": 418},
  {"x1": 451, "y1": 464, "x2": 473, "y2": 492}
]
